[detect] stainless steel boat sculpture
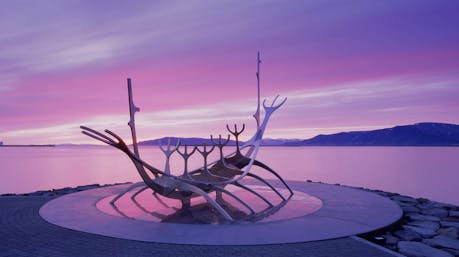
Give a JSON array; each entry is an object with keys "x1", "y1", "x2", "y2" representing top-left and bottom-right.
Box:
[{"x1": 80, "y1": 53, "x2": 293, "y2": 223}]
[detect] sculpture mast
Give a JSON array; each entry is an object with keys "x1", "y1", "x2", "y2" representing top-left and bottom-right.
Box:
[
  {"x1": 127, "y1": 78, "x2": 140, "y2": 157},
  {"x1": 126, "y1": 78, "x2": 155, "y2": 177},
  {"x1": 254, "y1": 51, "x2": 261, "y2": 130},
  {"x1": 246, "y1": 52, "x2": 262, "y2": 157}
]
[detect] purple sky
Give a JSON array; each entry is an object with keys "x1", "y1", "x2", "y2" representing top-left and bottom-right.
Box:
[{"x1": 1, "y1": 0, "x2": 459, "y2": 144}]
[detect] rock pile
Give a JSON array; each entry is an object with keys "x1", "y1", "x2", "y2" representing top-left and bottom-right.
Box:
[{"x1": 364, "y1": 190, "x2": 459, "y2": 257}]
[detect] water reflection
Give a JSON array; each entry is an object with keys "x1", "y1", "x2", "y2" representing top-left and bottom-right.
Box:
[{"x1": 96, "y1": 185, "x2": 322, "y2": 224}]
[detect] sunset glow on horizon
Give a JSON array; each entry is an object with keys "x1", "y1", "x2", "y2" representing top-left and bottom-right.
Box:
[{"x1": 1, "y1": 0, "x2": 459, "y2": 144}]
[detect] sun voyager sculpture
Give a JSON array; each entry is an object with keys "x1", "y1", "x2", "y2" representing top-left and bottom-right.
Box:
[{"x1": 81, "y1": 52, "x2": 293, "y2": 223}]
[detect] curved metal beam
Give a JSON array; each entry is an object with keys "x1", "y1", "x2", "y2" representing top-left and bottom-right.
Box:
[
  {"x1": 130, "y1": 185, "x2": 149, "y2": 202},
  {"x1": 246, "y1": 172, "x2": 286, "y2": 201},
  {"x1": 253, "y1": 159, "x2": 294, "y2": 197},
  {"x1": 177, "y1": 182, "x2": 233, "y2": 222},
  {"x1": 234, "y1": 182, "x2": 274, "y2": 207},
  {"x1": 110, "y1": 182, "x2": 145, "y2": 206},
  {"x1": 213, "y1": 186, "x2": 256, "y2": 215}
]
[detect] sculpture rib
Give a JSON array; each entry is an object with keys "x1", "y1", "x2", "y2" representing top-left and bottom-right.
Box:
[
  {"x1": 177, "y1": 182, "x2": 233, "y2": 221},
  {"x1": 234, "y1": 182, "x2": 274, "y2": 207}
]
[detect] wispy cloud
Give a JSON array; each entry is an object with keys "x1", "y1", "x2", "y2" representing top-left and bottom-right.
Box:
[
  {"x1": 33, "y1": 39, "x2": 118, "y2": 72},
  {"x1": 285, "y1": 75, "x2": 459, "y2": 111},
  {"x1": 3, "y1": 73, "x2": 459, "y2": 144},
  {"x1": 0, "y1": 85, "x2": 13, "y2": 92}
]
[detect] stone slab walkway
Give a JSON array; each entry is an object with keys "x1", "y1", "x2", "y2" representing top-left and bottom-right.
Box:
[{"x1": 0, "y1": 196, "x2": 402, "y2": 257}]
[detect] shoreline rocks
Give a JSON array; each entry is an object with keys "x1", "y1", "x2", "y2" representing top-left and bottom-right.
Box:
[
  {"x1": 351, "y1": 185, "x2": 459, "y2": 257},
  {"x1": 397, "y1": 241, "x2": 454, "y2": 257}
]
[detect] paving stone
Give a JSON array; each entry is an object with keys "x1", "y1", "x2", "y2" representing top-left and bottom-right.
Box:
[
  {"x1": 434, "y1": 202, "x2": 458, "y2": 210},
  {"x1": 398, "y1": 201, "x2": 417, "y2": 207},
  {"x1": 402, "y1": 205, "x2": 421, "y2": 213},
  {"x1": 419, "y1": 201, "x2": 457, "y2": 210},
  {"x1": 441, "y1": 221, "x2": 459, "y2": 229},
  {"x1": 443, "y1": 217, "x2": 459, "y2": 223},
  {"x1": 443, "y1": 248, "x2": 459, "y2": 256},
  {"x1": 407, "y1": 213, "x2": 441, "y2": 222},
  {"x1": 394, "y1": 229, "x2": 422, "y2": 241},
  {"x1": 391, "y1": 195, "x2": 418, "y2": 204},
  {"x1": 408, "y1": 221, "x2": 441, "y2": 231},
  {"x1": 397, "y1": 241, "x2": 454, "y2": 257},
  {"x1": 403, "y1": 225, "x2": 437, "y2": 238},
  {"x1": 437, "y1": 227, "x2": 459, "y2": 239},
  {"x1": 422, "y1": 208, "x2": 449, "y2": 218},
  {"x1": 423, "y1": 235, "x2": 459, "y2": 251}
]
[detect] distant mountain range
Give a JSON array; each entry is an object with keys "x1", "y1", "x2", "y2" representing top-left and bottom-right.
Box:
[
  {"x1": 138, "y1": 122, "x2": 459, "y2": 147},
  {"x1": 137, "y1": 137, "x2": 300, "y2": 146},
  {"x1": 138, "y1": 137, "x2": 237, "y2": 146},
  {"x1": 285, "y1": 122, "x2": 459, "y2": 146}
]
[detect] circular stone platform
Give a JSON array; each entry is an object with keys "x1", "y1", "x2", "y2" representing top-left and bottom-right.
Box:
[{"x1": 39, "y1": 181, "x2": 402, "y2": 245}]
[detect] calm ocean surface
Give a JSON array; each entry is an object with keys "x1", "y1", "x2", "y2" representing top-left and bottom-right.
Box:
[{"x1": 1, "y1": 146, "x2": 458, "y2": 205}]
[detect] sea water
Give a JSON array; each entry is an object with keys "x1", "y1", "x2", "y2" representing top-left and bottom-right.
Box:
[{"x1": 1, "y1": 146, "x2": 458, "y2": 205}]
